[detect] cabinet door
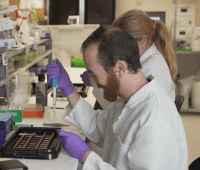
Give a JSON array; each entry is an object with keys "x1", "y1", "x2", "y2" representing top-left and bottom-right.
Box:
[
  {"x1": 49, "y1": 0, "x2": 79, "y2": 25},
  {"x1": 85, "y1": 0, "x2": 115, "y2": 25}
]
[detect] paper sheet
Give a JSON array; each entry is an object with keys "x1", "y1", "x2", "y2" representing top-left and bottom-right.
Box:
[
  {"x1": 32, "y1": 0, "x2": 44, "y2": 9},
  {"x1": 20, "y1": 0, "x2": 32, "y2": 9}
]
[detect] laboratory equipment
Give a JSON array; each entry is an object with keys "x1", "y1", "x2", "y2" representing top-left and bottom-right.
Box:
[
  {"x1": 30, "y1": 27, "x2": 51, "y2": 39},
  {"x1": 1, "y1": 127, "x2": 62, "y2": 159},
  {"x1": 22, "y1": 104, "x2": 43, "y2": 118},
  {"x1": 0, "y1": 113, "x2": 13, "y2": 134},
  {"x1": 43, "y1": 123, "x2": 70, "y2": 127},
  {"x1": 15, "y1": 122, "x2": 35, "y2": 128},
  {"x1": 19, "y1": 12, "x2": 30, "y2": 44},
  {"x1": 0, "y1": 110, "x2": 22, "y2": 123},
  {"x1": 48, "y1": 59, "x2": 59, "y2": 121},
  {"x1": 0, "y1": 5, "x2": 18, "y2": 15},
  {"x1": 0, "y1": 130, "x2": 7, "y2": 149},
  {"x1": 36, "y1": 74, "x2": 47, "y2": 112},
  {"x1": 0, "y1": 97, "x2": 9, "y2": 106},
  {"x1": 34, "y1": 31, "x2": 40, "y2": 41},
  {"x1": 67, "y1": 15, "x2": 80, "y2": 25}
]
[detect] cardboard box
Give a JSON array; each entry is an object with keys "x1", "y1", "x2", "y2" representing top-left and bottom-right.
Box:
[{"x1": 34, "y1": 8, "x2": 44, "y2": 19}]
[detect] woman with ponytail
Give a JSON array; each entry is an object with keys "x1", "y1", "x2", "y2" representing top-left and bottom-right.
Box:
[{"x1": 112, "y1": 9, "x2": 177, "y2": 102}]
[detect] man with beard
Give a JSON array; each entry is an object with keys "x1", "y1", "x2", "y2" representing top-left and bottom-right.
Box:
[{"x1": 46, "y1": 27, "x2": 188, "y2": 170}]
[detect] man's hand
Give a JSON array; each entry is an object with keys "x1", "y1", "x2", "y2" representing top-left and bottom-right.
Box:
[
  {"x1": 46, "y1": 58, "x2": 75, "y2": 96},
  {"x1": 56, "y1": 129, "x2": 91, "y2": 164}
]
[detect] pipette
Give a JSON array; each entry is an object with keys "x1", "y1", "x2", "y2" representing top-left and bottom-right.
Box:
[{"x1": 48, "y1": 59, "x2": 59, "y2": 121}]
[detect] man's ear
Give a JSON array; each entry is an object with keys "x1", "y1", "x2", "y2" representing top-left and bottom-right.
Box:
[{"x1": 114, "y1": 61, "x2": 126, "y2": 78}]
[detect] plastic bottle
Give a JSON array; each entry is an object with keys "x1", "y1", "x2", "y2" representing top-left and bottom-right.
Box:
[
  {"x1": 15, "y1": 10, "x2": 21, "y2": 31},
  {"x1": 191, "y1": 78, "x2": 200, "y2": 108},
  {"x1": 36, "y1": 74, "x2": 47, "y2": 112},
  {"x1": 19, "y1": 13, "x2": 30, "y2": 44}
]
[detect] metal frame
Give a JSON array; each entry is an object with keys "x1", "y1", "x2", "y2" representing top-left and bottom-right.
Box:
[
  {"x1": 173, "y1": 0, "x2": 178, "y2": 50},
  {"x1": 47, "y1": 0, "x2": 50, "y2": 25},
  {"x1": 79, "y1": 0, "x2": 85, "y2": 24}
]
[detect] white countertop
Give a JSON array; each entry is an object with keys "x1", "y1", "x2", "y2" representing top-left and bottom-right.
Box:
[{"x1": 0, "y1": 90, "x2": 96, "y2": 170}]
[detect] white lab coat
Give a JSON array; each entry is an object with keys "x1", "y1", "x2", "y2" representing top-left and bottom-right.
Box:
[
  {"x1": 92, "y1": 43, "x2": 175, "y2": 110},
  {"x1": 62, "y1": 77, "x2": 188, "y2": 170}
]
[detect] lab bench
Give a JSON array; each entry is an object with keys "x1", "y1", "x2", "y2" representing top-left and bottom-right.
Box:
[
  {"x1": 0, "y1": 83, "x2": 96, "y2": 170},
  {"x1": 0, "y1": 108, "x2": 85, "y2": 170}
]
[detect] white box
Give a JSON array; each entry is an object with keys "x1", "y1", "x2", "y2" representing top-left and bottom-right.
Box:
[
  {"x1": 37, "y1": 45, "x2": 46, "y2": 55},
  {"x1": 171, "y1": 27, "x2": 194, "y2": 48},
  {"x1": 30, "y1": 28, "x2": 51, "y2": 38},
  {"x1": 174, "y1": 16, "x2": 195, "y2": 27},
  {"x1": 0, "y1": 39, "x2": 16, "y2": 48},
  {"x1": 177, "y1": 4, "x2": 195, "y2": 16}
]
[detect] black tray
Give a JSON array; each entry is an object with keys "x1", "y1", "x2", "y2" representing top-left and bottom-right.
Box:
[{"x1": 0, "y1": 127, "x2": 62, "y2": 160}]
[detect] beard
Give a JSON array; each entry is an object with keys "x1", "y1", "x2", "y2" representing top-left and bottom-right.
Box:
[{"x1": 97, "y1": 71, "x2": 120, "y2": 102}]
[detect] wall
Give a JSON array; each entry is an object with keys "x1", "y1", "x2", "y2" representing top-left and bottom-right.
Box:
[
  {"x1": 181, "y1": 113, "x2": 200, "y2": 165},
  {"x1": 115, "y1": 0, "x2": 173, "y2": 29}
]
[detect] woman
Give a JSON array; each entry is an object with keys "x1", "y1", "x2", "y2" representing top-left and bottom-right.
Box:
[{"x1": 81, "y1": 9, "x2": 177, "y2": 109}]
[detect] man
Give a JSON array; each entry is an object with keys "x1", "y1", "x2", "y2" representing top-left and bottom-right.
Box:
[{"x1": 46, "y1": 27, "x2": 188, "y2": 170}]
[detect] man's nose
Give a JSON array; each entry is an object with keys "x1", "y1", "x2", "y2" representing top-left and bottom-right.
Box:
[{"x1": 90, "y1": 75, "x2": 97, "y2": 87}]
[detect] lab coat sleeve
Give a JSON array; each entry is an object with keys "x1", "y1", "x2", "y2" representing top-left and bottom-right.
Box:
[
  {"x1": 83, "y1": 151, "x2": 116, "y2": 170},
  {"x1": 127, "y1": 120, "x2": 181, "y2": 170},
  {"x1": 61, "y1": 96, "x2": 113, "y2": 147}
]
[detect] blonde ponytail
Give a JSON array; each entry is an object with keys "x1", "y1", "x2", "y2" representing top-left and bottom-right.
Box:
[{"x1": 154, "y1": 20, "x2": 177, "y2": 80}]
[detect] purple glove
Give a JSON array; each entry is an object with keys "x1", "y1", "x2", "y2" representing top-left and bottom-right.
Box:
[
  {"x1": 46, "y1": 59, "x2": 75, "y2": 96},
  {"x1": 57, "y1": 129, "x2": 91, "y2": 163},
  {"x1": 80, "y1": 71, "x2": 91, "y2": 86},
  {"x1": 0, "y1": 130, "x2": 7, "y2": 149}
]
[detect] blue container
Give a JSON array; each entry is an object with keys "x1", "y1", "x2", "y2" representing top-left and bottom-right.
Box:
[
  {"x1": 0, "y1": 113, "x2": 13, "y2": 134},
  {"x1": 0, "y1": 130, "x2": 7, "y2": 149}
]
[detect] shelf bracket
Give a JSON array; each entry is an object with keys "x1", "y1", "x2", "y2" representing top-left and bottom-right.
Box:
[
  {"x1": 2, "y1": 52, "x2": 8, "y2": 66},
  {"x1": 33, "y1": 40, "x2": 37, "y2": 51},
  {"x1": 25, "y1": 44, "x2": 29, "y2": 58}
]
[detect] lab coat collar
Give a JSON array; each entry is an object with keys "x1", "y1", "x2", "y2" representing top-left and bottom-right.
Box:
[
  {"x1": 124, "y1": 75, "x2": 156, "y2": 108},
  {"x1": 140, "y1": 43, "x2": 157, "y2": 64},
  {"x1": 115, "y1": 97, "x2": 125, "y2": 110}
]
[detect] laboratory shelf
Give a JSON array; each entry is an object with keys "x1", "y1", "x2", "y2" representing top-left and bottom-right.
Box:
[
  {"x1": 175, "y1": 51, "x2": 200, "y2": 55},
  {"x1": 180, "y1": 108, "x2": 200, "y2": 113},
  {"x1": 7, "y1": 39, "x2": 50, "y2": 59},
  {"x1": 0, "y1": 49, "x2": 52, "y2": 87},
  {"x1": 23, "y1": 49, "x2": 52, "y2": 70}
]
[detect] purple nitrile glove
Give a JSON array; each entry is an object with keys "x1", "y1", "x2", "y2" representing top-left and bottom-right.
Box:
[
  {"x1": 56, "y1": 129, "x2": 91, "y2": 163},
  {"x1": 0, "y1": 130, "x2": 7, "y2": 149},
  {"x1": 80, "y1": 71, "x2": 91, "y2": 86},
  {"x1": 46, "y1": 59, "x2": 75, "y2": 96}
]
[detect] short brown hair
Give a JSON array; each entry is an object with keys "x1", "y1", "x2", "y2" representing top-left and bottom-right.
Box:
[{"x1": 98, "y1": 27, "x2": 141, "y2": 74}]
